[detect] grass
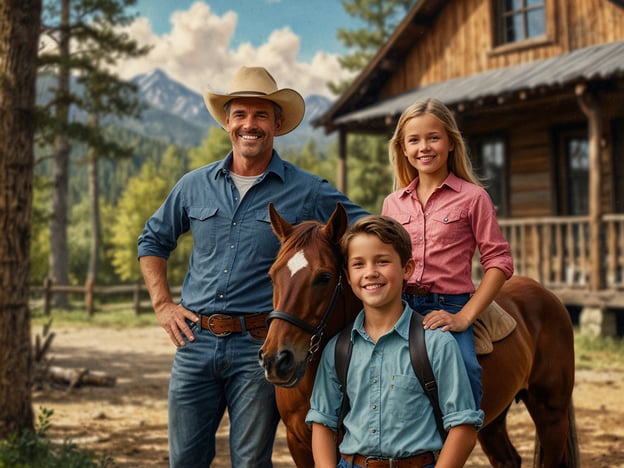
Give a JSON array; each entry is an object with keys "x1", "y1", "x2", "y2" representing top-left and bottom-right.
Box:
[
  {"x1": 574, "y1": 331, "x2": 624, "y2": 372},
  {"x1": 30, "y1": 305, "x2": 158, "y2": 329}
]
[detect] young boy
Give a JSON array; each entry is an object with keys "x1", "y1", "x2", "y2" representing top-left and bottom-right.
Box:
[{"x1": 305, "y1": 215, "x2": 484, "y2": 468}]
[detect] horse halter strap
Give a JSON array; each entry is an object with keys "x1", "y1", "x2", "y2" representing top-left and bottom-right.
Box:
[{"x1": 266, "y1": 273, "x2": 344, "y2": 361}]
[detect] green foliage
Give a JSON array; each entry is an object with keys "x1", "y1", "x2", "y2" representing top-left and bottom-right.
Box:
[
  {"x1": 345, "y1": 134, "x2": 394, "y2": 213},
  {"x1": 189, "y1": 127, "x2": 232, "y2": 170},
  {"x1": 110, "y1": 161, "x2": 169, "y2": 282},
  {"x1": 109, "y1": 159, "x2": 193, "y2": 284},
  {"x1": 0, "y1": 407, "x2": 113, "y2": 467},
  {"x1": 31, "y1": 308, "x2": 158, "y2": 328},
  {"x1": 329, "y1": 0, "x2": 417, "y2": 94}
]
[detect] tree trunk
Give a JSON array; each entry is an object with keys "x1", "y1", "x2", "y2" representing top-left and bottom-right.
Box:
[
  {"x1": 86, "y1": 113, "x2": 101, "y2": 316},
  {"x1": 0, "y1": 0, "x2": 42, "y2": 438},
  {"x1": 48, "y1": 0, "x2": 71, "y2": 308}
]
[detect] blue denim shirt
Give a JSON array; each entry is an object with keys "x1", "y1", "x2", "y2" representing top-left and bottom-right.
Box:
[
  {"x1": 306, "y1": 303, "x2": 484, "y2": 458},
  {"x1": 137, "y1": 150, "x2": 368, "y2": 314}
]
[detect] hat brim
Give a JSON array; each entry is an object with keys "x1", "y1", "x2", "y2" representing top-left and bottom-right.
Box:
[{"x1": 203, "y1": 89, "x2": 305, "y2": 136}]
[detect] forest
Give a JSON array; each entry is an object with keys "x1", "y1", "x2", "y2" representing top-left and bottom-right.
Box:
[{"x1": 30, "y1": 0, "x2": 413, "y2": 294}]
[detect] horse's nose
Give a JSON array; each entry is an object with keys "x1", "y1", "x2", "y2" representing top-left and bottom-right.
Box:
[
  {"x1": 259, "y1": 348, "x2": 295, "y2": 380},
  {"x1": 274, "y1": 349, "x2": 295, "y2": 378}
]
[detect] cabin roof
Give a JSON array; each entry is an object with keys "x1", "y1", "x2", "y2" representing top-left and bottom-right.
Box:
[{"x1": 325, "y1": 40, "x2": 624, "y2": 129}]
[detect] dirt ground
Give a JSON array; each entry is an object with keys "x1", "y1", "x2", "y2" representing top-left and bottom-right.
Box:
[{"x1": 32, "y1": 326, "x2": 624, "y2": 467}]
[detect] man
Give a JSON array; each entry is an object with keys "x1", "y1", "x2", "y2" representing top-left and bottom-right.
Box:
[{"x1": 137, "y1": 66, "x2": 367, "y2": 467}]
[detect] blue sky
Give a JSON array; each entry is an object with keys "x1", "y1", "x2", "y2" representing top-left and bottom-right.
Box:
[
  {"x1": 131, "y1": 0, "x2": 353, "y2": 61},
  {"x1": 117, "y1": 0, "x2": 360, "y2": 97}
]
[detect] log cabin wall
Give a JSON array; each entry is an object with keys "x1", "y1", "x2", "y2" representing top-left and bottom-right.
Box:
[{"x1": 381, "y1": 0, "x2": 624, "y2": 101}]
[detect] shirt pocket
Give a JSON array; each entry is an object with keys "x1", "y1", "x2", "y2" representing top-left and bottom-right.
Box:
[
  {"x1": 429, "y1": 209, "x2": 464, "y2": 243},
  {"x1": 188, "y1": 206, "x2": 219, "y2": 253},
  {"x1": 388, "y1": 373, "x2": 422, "y2": 423},
  {"x1": 251, "y1": 209, "x2": 299, "y2": 259}
]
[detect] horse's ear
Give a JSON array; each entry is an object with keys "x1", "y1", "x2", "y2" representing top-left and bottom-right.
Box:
[
  {"x1": 323, "y1": 203, "x2": 349, "y2": 245},
  {"x1": 268, "y1": 202, "x2": 294, "y2": 243}
]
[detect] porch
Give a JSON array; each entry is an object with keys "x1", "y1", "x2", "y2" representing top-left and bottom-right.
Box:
[{"x1": 473, "y1": 213, "x2": 624, "y2": 336}]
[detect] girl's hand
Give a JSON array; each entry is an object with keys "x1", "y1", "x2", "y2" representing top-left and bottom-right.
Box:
[{"x1": 422, "y1": 309, "x2": 471, "y2": 332}]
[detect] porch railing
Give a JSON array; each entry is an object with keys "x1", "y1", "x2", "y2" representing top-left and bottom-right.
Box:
[{"x1": 472, "y1": 214, "x2": 624, "y2": 292}]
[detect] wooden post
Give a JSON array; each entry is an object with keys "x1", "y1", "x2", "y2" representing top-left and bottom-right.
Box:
[
  {"x1": 43, "y1": 277, "x2": 52, "y2": 316},
  {"x1": 85, "y1": 279, "x2": 94, "y2": 316},
  {"x1": 133, "y1": 279, "x2": 141, "y2": 315},
  {"x1": 337, "y1": 128, "x2": 347, "y2": 194},
  {"x1": 575, "y1": 84, "x2": 604, "y2": 291}
]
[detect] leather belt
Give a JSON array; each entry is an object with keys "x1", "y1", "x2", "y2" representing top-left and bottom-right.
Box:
[
  {"x1": 341, "y1": 451, "x2": 435, "y2": 468},
  {"x1": 200, "y1": 313, "x2": 268, "y2": 338},
  {"x1": 404, "y1": 284, "x2": 431, "y2": 296}
]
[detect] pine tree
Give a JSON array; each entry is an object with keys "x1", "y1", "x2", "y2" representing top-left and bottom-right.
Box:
[
  {"x1": 0, "y1": 0, "x2": 42, "y2": 438},
  {"x1": 38, "y1": 0, "x2": 150, "y2": 304}
]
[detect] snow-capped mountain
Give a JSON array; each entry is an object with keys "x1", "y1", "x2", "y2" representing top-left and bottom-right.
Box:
[{"x1": 132, "y1": 69, "x2": 215, "y2": 127}]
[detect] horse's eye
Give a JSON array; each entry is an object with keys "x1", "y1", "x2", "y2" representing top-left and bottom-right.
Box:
[{"x1": 314, "y1": 272, "x2": 332, "y2": 286}]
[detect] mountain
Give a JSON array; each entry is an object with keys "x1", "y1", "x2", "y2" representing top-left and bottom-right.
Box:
[{"x1": 131, "y1": 68, "x2": 335, "y2": 150}]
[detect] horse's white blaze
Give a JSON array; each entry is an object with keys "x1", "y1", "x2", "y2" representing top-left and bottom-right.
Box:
[{"x1": 287, "y1": 250, "x2": 308, "y2": 277}]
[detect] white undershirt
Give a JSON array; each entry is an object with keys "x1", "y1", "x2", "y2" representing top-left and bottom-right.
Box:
[{"x1": 230, "y1": 172, "x2": 261, "y2": 199}]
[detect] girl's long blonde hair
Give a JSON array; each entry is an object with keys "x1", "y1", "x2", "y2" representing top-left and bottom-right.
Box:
[{"x1": 388, "y1": 98, "x2": 481, "y2": 189}]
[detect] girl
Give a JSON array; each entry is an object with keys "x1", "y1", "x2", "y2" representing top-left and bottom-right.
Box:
[{"x1": 381, "y1": 98, "x2": 514, "y2": 407}]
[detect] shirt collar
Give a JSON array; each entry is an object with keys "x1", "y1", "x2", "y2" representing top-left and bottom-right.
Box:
[
  {"x1": 352, "y1": 301, "x2": 413, "y2": 341},
  {"x1": 399, "y1": 172, "x2": 464, "y2": 198},
  {"x1": 213, "y1": 150, "x2": 286, "y2": 183}
]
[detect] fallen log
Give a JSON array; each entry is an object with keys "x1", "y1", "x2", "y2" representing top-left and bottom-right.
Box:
[{"x1": 46, "y1": 365, "x2": 117, "y2": 388}]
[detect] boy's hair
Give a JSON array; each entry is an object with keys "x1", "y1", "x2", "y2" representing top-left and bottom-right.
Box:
[
  {"x1": 388, "y1": 98, "x2": 481, "y2": 189},
  {"x1": 341, "y1": 215, "x2": 412, "y2": 266}
]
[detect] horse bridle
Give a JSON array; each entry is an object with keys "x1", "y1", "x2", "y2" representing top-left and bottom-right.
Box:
[{"x1": 266, "y1": 273, "x2": 343, "y2": 362}]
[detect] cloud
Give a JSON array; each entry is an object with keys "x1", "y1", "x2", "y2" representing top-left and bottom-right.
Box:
[{"x1": 113, "y1": 2, "x2": 354, "y2": 98}]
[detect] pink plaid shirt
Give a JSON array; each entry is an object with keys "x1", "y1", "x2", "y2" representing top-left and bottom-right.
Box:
[{"x1": 382, "y1": 172, "x2": 514, "y2": 294}]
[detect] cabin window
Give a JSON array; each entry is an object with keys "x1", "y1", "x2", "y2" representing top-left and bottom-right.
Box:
[
  {"x1": 473, "y1": 137, "x2": 509, "y2": 216},
  {"x1": 557, "y1": 131, "x2": 589, "y2": 215},
  {"x1": 496, "y1": 0, "x2": 546, "y2": 45}
]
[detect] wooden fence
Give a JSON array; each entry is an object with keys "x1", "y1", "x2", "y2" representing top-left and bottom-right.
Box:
[
  {"x1": 29, "y1": 279, "x2": 181, "y2": 316},
  {"x1": 31, "y1": 214, "x2": 624, "y2": 315}
]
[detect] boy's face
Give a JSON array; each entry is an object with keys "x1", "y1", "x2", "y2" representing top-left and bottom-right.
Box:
[{"x1": 345, "y1": 233, "x2": 414, "y2": 312}]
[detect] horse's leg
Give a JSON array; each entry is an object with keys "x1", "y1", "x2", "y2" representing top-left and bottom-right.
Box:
[
  {"x1": 477, "y1": 404, "x2": 522, "y2": 468},
  {"x1": 285, "y1": 426, "x2": 314, "y2": 468},
  {"x1": 523, "y1": 387, "x2": 574, "y2": 468},
  {"x1": 276, "y1": 387, "x2": 315, "y2": 468}
]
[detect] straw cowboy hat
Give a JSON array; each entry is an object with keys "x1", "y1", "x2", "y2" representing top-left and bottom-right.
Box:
[{"x1": 203, "y1": 66, "x2": 305, "y2": 136}]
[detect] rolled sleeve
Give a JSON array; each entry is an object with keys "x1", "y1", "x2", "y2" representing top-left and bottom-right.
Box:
[{"x1": 305, "y1": 337, "x2": 342, "y2": 431}]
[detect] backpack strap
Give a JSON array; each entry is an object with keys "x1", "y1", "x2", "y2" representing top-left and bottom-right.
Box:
[
  {"x1": 334, "y1": 323, "x2": 353, "y2": 434},
  {"x1": 409, "y1": 310, "x2": 448, "y2": 441}
]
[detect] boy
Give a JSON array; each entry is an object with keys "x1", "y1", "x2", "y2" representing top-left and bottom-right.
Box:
[{"x1": 305, "y1": 215, "x2": 484, "y2": 468}]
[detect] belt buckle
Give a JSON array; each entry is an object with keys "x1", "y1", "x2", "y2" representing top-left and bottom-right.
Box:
[
  {"x1": 365, "y1": 456, "x2": 393, "y2": 468},
  {"x1": 207, "y1": 314, "x2": 232, "y2": 337}
]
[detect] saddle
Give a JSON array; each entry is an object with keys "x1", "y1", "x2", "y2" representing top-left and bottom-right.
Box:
[{"x1": 473, "y1": 301, "x2": 517, "y2": 355}]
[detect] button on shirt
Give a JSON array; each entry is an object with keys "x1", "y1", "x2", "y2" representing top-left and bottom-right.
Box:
[
  {"x1": 382, "y1": 173, "x2": 514, "y2": 294},
  {"x1": 305, "y1": 304, "x2": 484, "y2": 458},
  {"x1": 137, "y1": 151, "x2": 368, "y2": 314}
]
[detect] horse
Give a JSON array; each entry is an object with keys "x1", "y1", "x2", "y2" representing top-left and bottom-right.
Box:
[{"x1": 259, "y1": 203, "x2": 579, "y2": 468}]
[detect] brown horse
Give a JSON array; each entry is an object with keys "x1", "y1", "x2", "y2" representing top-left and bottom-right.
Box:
[{"x1": 259, "y1": 203, "x2": 579, "y2": 468}]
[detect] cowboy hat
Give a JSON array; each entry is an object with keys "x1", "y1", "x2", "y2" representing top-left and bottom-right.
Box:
[{"x1": 203, "y1": 66, "x2": 305, "y2": 136}]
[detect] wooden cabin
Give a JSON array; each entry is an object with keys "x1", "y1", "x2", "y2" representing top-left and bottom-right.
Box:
[{"x1": 315, "y1": 0, "x2": 624, "y2": 335}]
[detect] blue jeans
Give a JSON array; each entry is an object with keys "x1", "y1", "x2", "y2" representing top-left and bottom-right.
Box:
[
  {"x1": 167, "y1": 320, "x2": 279, "y2": 467},
  {"x1": 404, "y1": 293, "x2": 482, "y2": 408},
  {"x1": 338, "y1": 458, "x2": 435, "y2": 468}
]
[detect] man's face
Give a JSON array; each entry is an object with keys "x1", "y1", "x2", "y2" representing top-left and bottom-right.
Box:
[{"x1": 225, "y1": 97, "x2": 282, "y2": 164}]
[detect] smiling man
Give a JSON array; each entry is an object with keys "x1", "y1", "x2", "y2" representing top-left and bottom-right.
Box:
[{"x1": 137, "y1": 66, "x2": 367, "y2": 467}]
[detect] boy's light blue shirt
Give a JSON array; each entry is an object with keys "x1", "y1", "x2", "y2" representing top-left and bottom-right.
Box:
[
  {"x1": 306, "y1": 303, "x2": 484, "y2": 458},
  {"x1": 137, "y1": 150, "x2": 368, "y2": 314}
]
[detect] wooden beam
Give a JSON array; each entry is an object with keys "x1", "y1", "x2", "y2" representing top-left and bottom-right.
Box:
[{"x1": 575, "y1": 83, "x2": 604, "y2": 291}]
